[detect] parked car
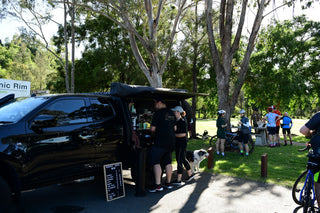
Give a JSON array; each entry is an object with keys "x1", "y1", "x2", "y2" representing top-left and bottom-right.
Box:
[{"x1": 0, "y1": 83, "x2": 205, "y2": 211}]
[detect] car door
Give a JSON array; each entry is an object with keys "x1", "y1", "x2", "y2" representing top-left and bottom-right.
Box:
[
  {"x1": 88, "y1": 97, "x2": 123, "y2": 166},
  {"x1": 24, "y1": 97, "x2": 96, "y2": 184}
]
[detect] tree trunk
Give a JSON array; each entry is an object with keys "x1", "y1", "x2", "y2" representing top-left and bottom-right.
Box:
[
  {"x1": 70, "y1": 1, "x2": 75, "y2": 93},
  {"x1": 64, "y1": 2, "x2": 70, "y2": 93},
  {"x1": 191, "y1": 2, "x2": 199, "y2": 138},
  {"x1": 206, "y1": 0, "x2": 267, "y2": 128}
]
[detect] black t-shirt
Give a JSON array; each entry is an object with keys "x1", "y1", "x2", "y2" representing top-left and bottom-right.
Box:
[
  {"x1": 176, "y1": 117, "x2": 187, "y2": 134},
  {"x1": 175, "y1": 117, "x2": 187, "y2": 144},
  {"x1": 151, "y1": 108, "x2": 176, "y2": 150},
  {"x1": 305, "y1": 112, "x2": 320, "y2": 148}
]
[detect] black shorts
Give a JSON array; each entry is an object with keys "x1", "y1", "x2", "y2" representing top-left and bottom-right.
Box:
[
  {"x1": 276, "y1": 126, "x2": 280, "y2": 134},
  {"x1": 282, "y1": 128, "x2": 291, "y2": 135},
  {"x1": 149, "y1": 146, "x2": 172, "y2": 166},
  {"x1": 267, "y1": 127, "x2": 276, "y2": 135},
  {"x1": 238, "y1": 131, "x2": 249, "y2": 144}
]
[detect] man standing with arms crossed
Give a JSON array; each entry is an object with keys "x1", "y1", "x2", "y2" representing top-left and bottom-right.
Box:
[{"x1": 149, "y1": 98, "x2": 176, "y2": 192}]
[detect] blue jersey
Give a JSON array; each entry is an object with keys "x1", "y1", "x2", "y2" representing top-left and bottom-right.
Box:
[{"x1": 281, "y1": 116, "x2": 292, "y2": 129}]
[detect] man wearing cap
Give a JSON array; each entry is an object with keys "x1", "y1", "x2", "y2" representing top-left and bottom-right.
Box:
[
  {"x1": 277, "y1": 112, "x2": 293, "y2": 146},
  {"x1": 149, "y1": 98, "x2": 176, "y2": 192},
  {"x1": 238, "y1": 109, "x2": 250, "y2": 156},
  {"x1": 264, "y1": 107, "x2": 279, "y2": 147},
  {"x1": 272, "y1": 105, "x2": 282, "y2": 146}
]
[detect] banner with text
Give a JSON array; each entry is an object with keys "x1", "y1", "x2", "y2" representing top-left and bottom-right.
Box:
[{"x1": 0, "y1": 79, "x2": 31, "y2": 99}]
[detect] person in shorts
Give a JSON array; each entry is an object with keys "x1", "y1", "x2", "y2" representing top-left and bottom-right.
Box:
[
  {"x1": 238, "y1": 109, "x2": 250, "y2": 156},
  {"x1": 216, "y1": 110, "x2": 227, "y2": 156},
  {"x1": 264, "y1": 107, "x2": 279, "y2": 147},
  {"x1": 300, "y1": 112, "x2": 320, "y2": 207},
  {"x1": 278, "y1": 112, "x2": 293, "y2": 146},
  {"x1": 272, "y1": 105, "x2": 282, "y2": 146},
  {"x1": 149, "y1": 98, "x2": 176, "y2": 192}
]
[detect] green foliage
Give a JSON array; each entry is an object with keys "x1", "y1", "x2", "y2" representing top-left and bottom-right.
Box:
[
  {"x1": 247, "y1": 16, "x2": 320, "y2": 115},
  {"x1": 0, "y1": 34, "x2": 58, "y2": 90}
]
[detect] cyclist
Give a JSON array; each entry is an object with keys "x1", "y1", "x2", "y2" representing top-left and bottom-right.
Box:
[
  {"x1": 216, "y1": 110, "x2": 227, "y2": 156},
  {"x1": 272, "y1": 105, "x2": 282, "y2": 147},
  {"x1": 300, "y1": 112, "x2": 320, "y2": 207},
  {"x1": 264, "y1": 107, "x2": 279, "y2": 147},
  {"x1": 278, "y1": 112, "x2": 293, "y2": 146},
  {"x1": 238, "y1": 109, "x2": 250, "y2": 156}
]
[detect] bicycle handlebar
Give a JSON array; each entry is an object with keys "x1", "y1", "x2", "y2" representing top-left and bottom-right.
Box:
[{"x1": 298, "y1": 144, "x2": 311, "y2": 152}]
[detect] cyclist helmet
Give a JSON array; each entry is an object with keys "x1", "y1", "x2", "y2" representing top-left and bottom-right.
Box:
[
  {"x1": 218, "y1": 110, "x2": 226, "y2": 114},
  {"x1": 239, "y1": 109, "x2": 245, "y2": 114}
]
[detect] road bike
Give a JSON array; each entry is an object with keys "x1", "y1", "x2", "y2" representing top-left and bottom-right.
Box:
[
  {"x1": 292, "y1": 144, "x2": 320, "y2": 213},
  {"x1": 197, "y1": 128, "x2": 255, "y2": 154}
]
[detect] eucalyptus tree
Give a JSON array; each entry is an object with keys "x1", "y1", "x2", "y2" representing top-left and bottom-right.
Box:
[
  {"x1": 171, "y1": 0, "x2": 213, "y2": 136},
  {"x1": 73, "y1": 15, "x2": 147, "y2": 92},
  {"x1": 1, "y1": 0, "x2": 78, "y2": 93},
  {"x1": 205, "y1": 0, "x2": 317, "y2": 126},
  {"x1": 0, "y1": 43, "x2": 11, "y2": 78},
  {"x1": 50, "y1": 0, "x2": 193, "y2": 88},
  {"x1": 6, "y1": 36, "x2": 34, "y2": 82},
  {"x1": 247, "y1": 16, "x2": 320, "y2": 116}
]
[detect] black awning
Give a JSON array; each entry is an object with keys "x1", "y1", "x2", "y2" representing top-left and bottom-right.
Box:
[{"x1": 110, "y1": 82, "x2": 208, "y2": 100}]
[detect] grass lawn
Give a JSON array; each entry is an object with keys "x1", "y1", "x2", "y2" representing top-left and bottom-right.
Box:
[{"x1": 185, "y1": 118, "x2": 311, "y2": 188}]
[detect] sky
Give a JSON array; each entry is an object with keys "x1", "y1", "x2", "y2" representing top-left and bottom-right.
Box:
[{"x1": 0, "y1": 2, "x2": 319, "y2": 46}]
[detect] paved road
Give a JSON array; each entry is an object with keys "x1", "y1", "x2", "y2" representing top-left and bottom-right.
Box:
[{"x1": 14, "y1": 171, "x2": 297, "y2": 213}]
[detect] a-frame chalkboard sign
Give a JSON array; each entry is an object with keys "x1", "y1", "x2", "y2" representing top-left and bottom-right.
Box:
[{"x1": 103, "y1": 162, "x2": 125, "y2": 201}]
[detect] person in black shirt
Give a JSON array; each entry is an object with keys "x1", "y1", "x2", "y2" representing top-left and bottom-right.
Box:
[
  {"x1": 171, "y1": 106, "x2": 194, "y2": 185},
  {"x1": 149, "y1": 98, "x2": 176, "y2": 192},
  {"x1": 300, "y1": 112, "x2": 320, "y2": 207}
]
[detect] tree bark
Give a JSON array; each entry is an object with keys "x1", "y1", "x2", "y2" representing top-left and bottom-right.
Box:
[
  {"x1": 206, "y1": 0, "x2": 267, "y2": 128},
  {"x1": 70, "y1": 0, "x2": 75, "y2": 93},
  {"x1": 64, "y1": 2, "x2": 70, "y2": 93}
]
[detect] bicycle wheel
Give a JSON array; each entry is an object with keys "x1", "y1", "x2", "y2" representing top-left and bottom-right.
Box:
[
  {"x1": 302, "y1": 174, "x2": 314, "y2": 213},
  {"x1": 292, "y1": 170, "x2": 308, "y2": 205},
  {"x1": 248, "y1": 135, "x2": 255, "y2": 154}
]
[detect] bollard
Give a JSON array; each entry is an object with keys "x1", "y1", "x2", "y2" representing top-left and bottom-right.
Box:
[
  {"x1": 207, "y1": 147, "x2": 214, "y2": 169},
  {"x1": 261, "y1": 153, "x2": 268, "y2": 178},
  {"x1": 135, "y1": 148, "x2": 146, "y2": 197}
]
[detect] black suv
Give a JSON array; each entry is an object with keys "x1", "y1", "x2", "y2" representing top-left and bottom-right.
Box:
[
  {"x1": 0, "y1": 93, "x2": 131, "y2": 209},
  {"x1": 0, "y1": 83, "x2": 203, "y2": 211}
]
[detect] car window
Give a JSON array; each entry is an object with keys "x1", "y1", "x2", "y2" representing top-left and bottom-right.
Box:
[
  {"x1": 0, "y1": 97, "x2": 48, "y2": 123},
  {"x1": 89, "y1": 98, "x2": 115, "y2": 121},
  {"x1": 38, "y1": 99, "x2": 88, "y2": 126}
]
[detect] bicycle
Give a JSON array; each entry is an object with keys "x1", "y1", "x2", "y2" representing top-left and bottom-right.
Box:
[
  {"x1": 197, "y1": 128, "x2": 255, "y2": 154},
  {"x1": 292, "y1": 144, "x2": 320, "y2": 213}
]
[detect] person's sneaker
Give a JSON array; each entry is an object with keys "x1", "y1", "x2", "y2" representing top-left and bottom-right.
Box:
[
  {"x1": 171, "y1": 180, "x2": 182, "y2": 186},
  {"x1": 149, "y1": 184, "x2": 163, "y2": 192},
  {"x1": 185, "y1": 174, "x2": 195, "y2": 183},
  {"x1": 163, "y1": 182, "x2": 173, "y2": 189},
  {"x1": 239, "y1": 152, "x2": 244, "y2": 156}
]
